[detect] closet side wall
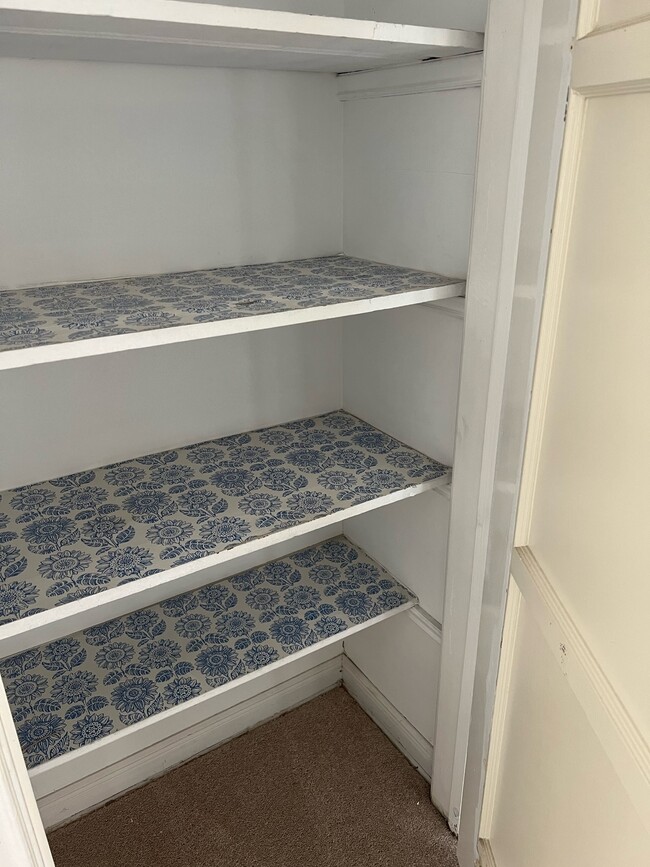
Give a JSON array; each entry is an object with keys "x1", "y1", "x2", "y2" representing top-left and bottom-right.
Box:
[
  {"x1": 342, "y1": 82, "x2": 480, "y2": 278},
  {"x1": 340, "y1": 70, "x2": 480, "y2": 778}
]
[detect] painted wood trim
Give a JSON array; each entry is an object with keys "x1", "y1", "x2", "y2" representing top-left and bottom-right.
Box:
[
  {"x1": 433, "y1": 482, "x2": 453, "y2": 501},
  {"x1": 0, "y1": 282, "x2": 463, "y2": 372},
  {"x1": 571, "y1": 18, "x2": 650, "y2": 96},
  {"x1": 407, "y1": 606, "x2": 443, "y2": 643},
  {"x1": 336, "y1": 54, "x2": 482, "y2": 100},
  {"x1": 511, "y1": 547, "x2": 650, "y2": 833},
  {"x1": 37, "y1": 654, "x2": 343, "y2": 829},
  {"x1": 422, "y1": 297, "x2": 466, "y2": 320},
  {"x1": 514, "y1": 93, "x2": 588, "y2": 547},
  {"x1": 576, "y1": 0, "x2": 601, "y2": 38},
  {"x1": 341, "y1": 656, "x2": 434, "y2": 781},
  {"x1": 478, "y1": 580, "x2": 521, "y2": 838},
  {"x1": 478, "y1": 838, "x2": 498, "y2": 867},
  {"x1": 453, "y1": 0, "x2": 579, "y2": 862},
  {"x1": 0, "y1": 677, "x2": 54, "y2": 866},
  {"x1": 432, "y1": 0, "x2": 548, "y2": 830}
]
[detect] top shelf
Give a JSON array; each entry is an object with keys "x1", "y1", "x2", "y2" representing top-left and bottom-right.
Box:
[
  {"x1": 0, "y1": 255, "x2": 464, "y2": 370},
  {"x1": 0, "y1": 1, "x2": 484, "y2": 72}
]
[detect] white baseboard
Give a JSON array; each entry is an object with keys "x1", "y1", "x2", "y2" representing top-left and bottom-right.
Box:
[
  {"x1": 341, "y1": 655, "x2": 434, "y2": 781},
  {"x1": 478, "y1": 838, "x2": 498, "y2": 867},
  {"x1": 38, "y1": 654, "x2": 343, "y2": 830},
  {"x1": 38, "y1": 647, "x2": 439, "y2": 830}
]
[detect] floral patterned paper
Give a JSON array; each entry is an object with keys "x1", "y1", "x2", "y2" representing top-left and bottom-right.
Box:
[
  {"x1": 0, "y1": 411, "x2": 449, "y2": 624},
  {"x1": 0, "y1": 255, "x2": 461, "y2": 353},
  {"x1": 0, "y1": 535, "x2": 415, "y2": 768}
]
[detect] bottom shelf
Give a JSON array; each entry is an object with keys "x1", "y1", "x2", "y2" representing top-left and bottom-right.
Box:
[{"x1": 1, "y1": 535, "x2": 415, "y2": 772}]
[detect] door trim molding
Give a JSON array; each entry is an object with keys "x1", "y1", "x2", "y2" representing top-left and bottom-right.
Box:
[
  {"x1": 478, "y1": 582, "x2": 522, "y2": 839},
  {"x1": 514, "y1": 91, "x2": 588, "y2": 546},
  {"x1": 442, "y1": 2, "x2": 580, "y2": 863},
  {"x1": 478, "y1": 838, "x2": 498, "y2": 867},
  {"x1": 511, "y1": 547, "x2": 650, "y2": 832},
  {"x1": 571, "y1": 18, "x2": 650, "y2": 96}
]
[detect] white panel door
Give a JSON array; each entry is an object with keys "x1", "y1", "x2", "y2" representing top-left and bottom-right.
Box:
[{"x1": 480, "y1": 6, "x2": 650, "y2": 867}]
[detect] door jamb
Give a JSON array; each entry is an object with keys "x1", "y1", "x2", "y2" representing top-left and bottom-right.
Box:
[{"x1": 431, "y1": 0, "x2": 579, "y2": 861}]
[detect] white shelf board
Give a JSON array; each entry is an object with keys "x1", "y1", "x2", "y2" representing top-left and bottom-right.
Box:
[
  {"x1": 0, "y1": 1, "x2": 484, "y2": 71},
  {"x1": 0, "y1": 411, "x2": 449, "y2": 656},
  {"x1": 0, "y1": 256, "x2": 465, "y2": 371},
  {"x1": 0, "y1": 535, "x2": 415, "y2": 784}
]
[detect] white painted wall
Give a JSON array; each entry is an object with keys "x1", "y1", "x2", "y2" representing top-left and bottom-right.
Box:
[
  {"x1": 0, "y1": 58, "x2": 341, "y2": 288},
  {"x1": 344, "y1": 491, "x2": 450, "y2": 623},
  {"x1": 344, "y1": 609, "x2": 440, "y2": 743},
  {"x1": 0, "y1": 322, "x2": 342, "y2": 490},
  {"x1": 342, "y1": 82, "x2": 480, "y2": 278},
  {"x1": 341, "y1": 300, "x2": 462, "y2": 741},
  {"x1": 0, "y1": 55, "x2": 344, "y2": 490},
  {"x1": 343, "y1": 306, "x2": 463, "y2": 464}
]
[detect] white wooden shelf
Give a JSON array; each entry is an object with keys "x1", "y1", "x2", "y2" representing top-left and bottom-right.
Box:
[
  {"x1": 0, "y1": 534, "x2": 415, "y2": 780},
  {"x1": 0, "y1": 255, "x2": 465, "y2": 371},
  {"x1": 0, "y1": 411, "x2": 449, "y2": 656},
  {"x1": 0, "y1": 1, "x2": 484, "y2": 72}
]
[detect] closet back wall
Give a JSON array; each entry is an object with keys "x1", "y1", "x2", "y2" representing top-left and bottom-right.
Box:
[
  {"x1": 0, "y1": 327, "x2": 342, "y2": 490},
  {"x1": 0, "y1": 58, "x2": 343, "y2": 490},
  {"x1": 0, "y1": 58, "x2": 342, "y2": 287}
]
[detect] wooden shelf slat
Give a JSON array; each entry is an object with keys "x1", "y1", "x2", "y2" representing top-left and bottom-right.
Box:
[
  {"x1": 0, "y1": 411, "x2": 449, "y2": 655},
  {"x1": 0, "y1": 256, "x2": 464, "y2": 371},
  {"x1": 0, "y1": 1, "x2": 484, "y2": 72},
  {"x1": 0, "y1": 534, "x2": 415, "y2": 772}
]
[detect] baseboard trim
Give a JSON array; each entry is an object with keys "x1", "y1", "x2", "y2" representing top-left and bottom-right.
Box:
[
  {"x1": 478, "y1": 838, "x2": 498, "y2": 867},
  {"x1": 341, "y1": 656, "x2": 434, "y2": 781},
  {"x1": 38, "y1": 655, "x2": 343, "y2": 830}
]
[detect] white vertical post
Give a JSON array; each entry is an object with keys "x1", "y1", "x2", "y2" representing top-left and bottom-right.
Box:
[
  {"x1": 432, "y1": 0, "x2": 578, "y2": 857},
  {"x1": 0, "y1": 676, "x2": 54, "y2": 867}
]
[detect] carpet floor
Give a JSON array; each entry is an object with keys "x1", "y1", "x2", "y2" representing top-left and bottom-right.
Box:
[{"x1": 49, "y1": 686, "x2": 459, "y2": 867}]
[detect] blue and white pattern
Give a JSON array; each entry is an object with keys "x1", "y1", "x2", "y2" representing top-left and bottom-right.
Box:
[
  {"x1": 0, "y1": 412, "x2": 449, "y2": 623},
  {"x1": 0, "y1": 256, "x2": 461, "y2": 353},
  {"x1": 0, "y1": 536, "x2": 415, "y2": 768}
]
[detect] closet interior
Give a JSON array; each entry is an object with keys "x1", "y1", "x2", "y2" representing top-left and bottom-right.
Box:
[{"x1": 0, "y1": 0, "x2": 487, "y2": 832}]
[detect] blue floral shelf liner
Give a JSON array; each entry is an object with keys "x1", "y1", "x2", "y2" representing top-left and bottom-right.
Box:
[
  {"x1": 0, "y1": 255, "x2": 461, "y2": 353},
  {"x1": 0, "y1": 535, "x2": 415, "y2": 768},
  {"x1": 0, "y1": 410, "x2": 448, "y2": 624}
]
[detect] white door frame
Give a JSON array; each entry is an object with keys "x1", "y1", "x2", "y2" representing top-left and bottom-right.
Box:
[
  {"x1": 472, "y1": 4, "x2": 650, "y2": 864},
  {"x1": 432, "y1": 0, "x2": 579, "y2": 857}
]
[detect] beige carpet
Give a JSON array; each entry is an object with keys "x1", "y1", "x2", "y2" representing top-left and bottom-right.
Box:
[{"x1": 49, "y1": 687, "x2": 459, "y2": 867}]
